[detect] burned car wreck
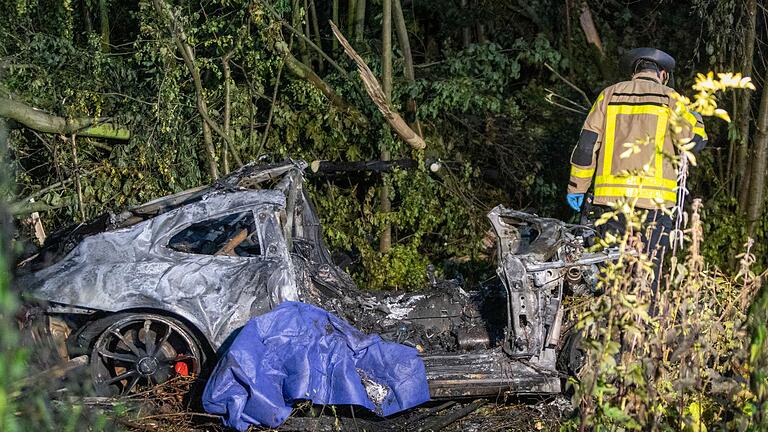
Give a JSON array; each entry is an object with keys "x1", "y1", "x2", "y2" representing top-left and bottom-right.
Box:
[{"x1": 16, "y1": 160, "x2": 617, "y2": 400}]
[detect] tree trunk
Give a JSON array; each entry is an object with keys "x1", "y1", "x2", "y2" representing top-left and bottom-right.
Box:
[
  {"x1": 746, "y1": 67, "x2": 768, "y2": 235},
  {"x1": 0, "y1": 97, "x2": 130, "y2": 139},
  {"x1": 100, "y1": 0, "x2": 110, "y2": 52},
  {"x1": 736, "y1": 0, "x2": 758, "y2": 208},
  {"x1": 70, "y1": 135, "x2": 86, "y2": 221},
  {"x1": 331, "y1": 22, "x2": 425, "y2": 149},
  {"x1": 578, "y1": 2, "x2": 609, "y2": 80},
  {"x1": 308, "y1": 0, "x2": 324, "y2": 72},
  {"x1": 578, "y1": 2, "x2": 602, "y2": 54},
  {"x1": 0, "y1": 117, "x2": 7, "y2": 151},
  {"x1": 201, "y1": 121, "x2": 218, "y2": 181},
  {"x1": 461, "y1": 0, "x2": 471, "y2": 47},
  {"x1": 565, "y1": 0, "x2": 573, "y2": 78},
  {"x1": 333, "y1": 0, "x2": 340, "y2": 51},
  {"x1": 347, "y1": 0, "x2": 356, "y2": 39},
  {"x1": 261, "y1": 0, "x2": 346, "y2": 75},
  {"x1": 222, "y1": 54, "x2": 233, "y2": 175},
  {"x1": 293, "y1": 0, "x2": 311, "y2": 66},
  {"x1": 82, "y1": 0, "x2": 93, "y2": 34},
  {"x1": 380, "y1": 0, "x2": 393, "y2": 254},
  {"x1": 354, "y1": 0, "x2": 366, "y2": 42},
  {"x1": 393, "y1": 0, "x2": 422, "y2": 136}
]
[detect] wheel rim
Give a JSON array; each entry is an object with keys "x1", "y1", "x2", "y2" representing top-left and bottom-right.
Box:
[{"x1": 90, "y1": 315, "x2": 201, "y2": 396}]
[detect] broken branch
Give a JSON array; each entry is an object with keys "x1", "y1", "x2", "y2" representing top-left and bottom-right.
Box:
[
  {"x1": 330, "y1": 21, "x2": 426, "y2": 150},
  {"x1": 152, "y1": 0, "x2": 220, "y2": 179},
  {"x1": 0, "y1": 97, "x2": 130, "y2": 139},
  {"x1": 275, "y1": 41, "x2": 368, "y2": 128}
]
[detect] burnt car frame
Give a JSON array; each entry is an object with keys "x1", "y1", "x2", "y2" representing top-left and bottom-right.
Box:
[{"x1": 16, "y1": 160, "x2": 616, "y2": 399}]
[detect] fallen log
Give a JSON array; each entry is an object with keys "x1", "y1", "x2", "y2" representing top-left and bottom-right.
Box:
[
  {"x1": 0, "y1": 97, "x2": 130, "y2": 139},
  {"x1": 311, "y1": 158, "x2": 420, "y2": 174}
]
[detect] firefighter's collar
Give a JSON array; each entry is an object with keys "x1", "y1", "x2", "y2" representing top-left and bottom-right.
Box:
[{"x1": 632, "y1": 71, "x2": 662, "y2": 83}]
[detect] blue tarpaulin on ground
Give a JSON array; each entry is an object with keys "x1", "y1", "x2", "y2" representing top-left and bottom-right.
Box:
[{"x1": 202, "y1": 301, "x2": 431, "y2": 430}]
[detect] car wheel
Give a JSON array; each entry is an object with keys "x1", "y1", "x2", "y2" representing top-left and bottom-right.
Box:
[
  {"x1": 558, "y1": 329, "x2": 585, "y2": 377},
  {"x1": 90, "y1": 313, "x2": 203, "y2": 396}
]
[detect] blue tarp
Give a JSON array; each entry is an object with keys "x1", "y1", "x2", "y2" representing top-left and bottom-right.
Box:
[{"x1": 202, "y1": 301, "x2": 431, "y2": 430}]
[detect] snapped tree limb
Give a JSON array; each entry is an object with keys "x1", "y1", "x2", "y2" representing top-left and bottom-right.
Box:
[
  {"x1": 330, "y1": 21, "x2": 426, "y2": 150},
  {"x1": 275, "y1": 41, "x2": 368, "y2": 128},
  {"x1": 0, "y1": 97, "x2": 130, "y2": 139}
]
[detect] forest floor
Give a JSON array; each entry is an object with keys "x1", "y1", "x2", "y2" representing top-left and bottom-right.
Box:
[{"x1": 98, "y1": 378, "x2": 570, "y2": 432}]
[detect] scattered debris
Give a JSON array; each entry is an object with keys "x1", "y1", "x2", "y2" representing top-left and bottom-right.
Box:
[
  {"x1": 416, "y1": 399, "x2": 487, "y2": 432},
  {"x1": 357, "y1": 368, "x2": 391, "y2": 414}
]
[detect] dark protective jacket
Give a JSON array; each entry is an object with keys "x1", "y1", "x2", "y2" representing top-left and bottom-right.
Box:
[{"x1": 567, "y1": 71, "x2": 707, "y2": 209}]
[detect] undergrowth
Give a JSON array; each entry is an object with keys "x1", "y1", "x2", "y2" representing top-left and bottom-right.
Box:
[{"x1": 563, "y1": 73, "x2": 767, "y2": 431}]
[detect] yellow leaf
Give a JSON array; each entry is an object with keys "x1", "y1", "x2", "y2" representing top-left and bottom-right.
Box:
[
  {"x1": 686, "y1": 151, "x2": 697, "y2": 166},
  {"x1": 714, "y1": 109, "x2": 731, "y2": 122}
]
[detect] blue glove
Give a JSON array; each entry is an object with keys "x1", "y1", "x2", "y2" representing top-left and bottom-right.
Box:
[{"x1": 567, "y1": 193, "x2": 584, "y2": 211}]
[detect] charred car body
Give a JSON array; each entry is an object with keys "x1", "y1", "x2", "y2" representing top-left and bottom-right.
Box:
[{"x1": 16, "y1": 160, "x2": 616, "y2": 398}]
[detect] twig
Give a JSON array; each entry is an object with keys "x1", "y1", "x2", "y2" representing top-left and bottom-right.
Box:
[
  {"x1": 18, "y1": 166, "x2": 102, "y2": 204},
  {"x1": 545, "y1": 88, "x2": 588, "y2": 110},
  {"x1": 544, "y1": 62, "x2": 592, "y2": 106},
  {"x1": 404, "y1": 401, "x2": 456, "y2": 427},
  {"x1": 545, "y1": 95, "x2": 588, "y2": 115},
  {"x1": 131, "y1": 412, "x2": 222, "y2": 421},
  {"x1": 417, "y1": 399, "x2": 486, "y2": 432},
  {"x1": 101, "y1": 92, "x2": 155, "y2": 106}
]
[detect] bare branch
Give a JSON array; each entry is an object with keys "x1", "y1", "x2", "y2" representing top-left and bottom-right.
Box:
[{"x1": 544, "y1": 63, "x2": 591, "y2": 107}]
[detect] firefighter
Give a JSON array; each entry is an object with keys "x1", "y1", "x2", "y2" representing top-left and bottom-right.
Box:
[{"x1": 565, "y1": 47, "x2": 707, "y2": 290}]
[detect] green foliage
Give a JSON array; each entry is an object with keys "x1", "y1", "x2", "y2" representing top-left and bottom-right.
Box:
[
  {"x1": 2, "y1": 0, "x2": 582, "y2": 290},
  {"x1": 0, "y1": 0, "x2": 763, "y2": 290},
  {"x1": 563, "y1": 72, "x2": 763, "y2": 432}
]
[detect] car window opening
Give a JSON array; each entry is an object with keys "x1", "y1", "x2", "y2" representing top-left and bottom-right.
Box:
[{"x1": 168, "y1": 211, "x2": 261, "y2": 257}]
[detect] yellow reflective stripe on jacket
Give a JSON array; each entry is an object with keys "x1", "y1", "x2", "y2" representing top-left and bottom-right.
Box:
[
  {"x1": 602, "y1": 104, "x2": 670, "y2": 184},
  {"x1": 570, "y1": 165, "x2": 595, "y2": 178},
  {"x1": 682, "y1": 110, "x2": 697, "y2": 127},
  {"x1": 595, "y1": 174, "x2": 677, "y2": 191},
  {"x1": 594, "y1": 185, "x2": 677, "y2": 203},
  {"x1": 589, "y1": 92, "x2": 605, "y2": 114}
]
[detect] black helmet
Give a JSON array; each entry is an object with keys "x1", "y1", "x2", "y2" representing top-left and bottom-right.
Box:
[{"x1": 620, "y1": 47, "x2": 676, "y2": 76}]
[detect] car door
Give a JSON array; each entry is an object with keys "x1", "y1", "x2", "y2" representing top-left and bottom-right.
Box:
[{"x1": 152, "y1": 205, "x2": 299, "y2": 348}]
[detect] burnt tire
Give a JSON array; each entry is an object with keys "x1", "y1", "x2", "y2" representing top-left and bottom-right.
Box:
[
  {"x1": 557, "y1": 330, "x2": 585, "y2": 378},
  {"x1": 89, "y1": 313, "x2": 203, "y2": 396}
]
